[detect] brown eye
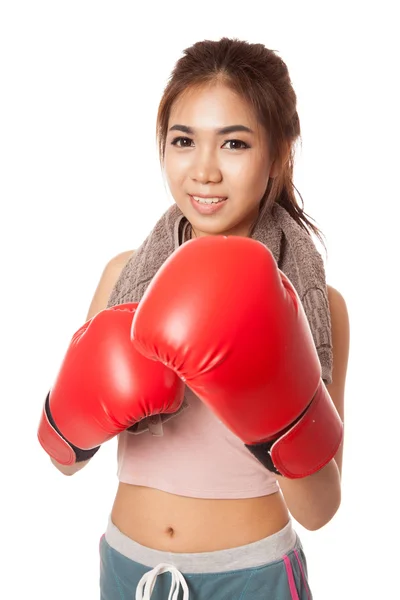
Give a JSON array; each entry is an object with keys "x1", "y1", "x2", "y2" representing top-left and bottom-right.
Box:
[
  {"x1": 223, "y1": 139, "x2": 249, "y2": 150},
  {"x1": 171, "y1": 137, "x2": 193, "y2": 147},
  {"x1": 224, "y1": 140, "x2": 250, "y2": 150}
]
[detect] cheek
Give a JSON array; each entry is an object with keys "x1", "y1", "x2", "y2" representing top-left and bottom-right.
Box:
[
  {"x1": 229, "y1": 157, "x2": 269, "y2": 195},
  {"x1": 164, "y1": 153, "x2": 186, "y2": 188}
]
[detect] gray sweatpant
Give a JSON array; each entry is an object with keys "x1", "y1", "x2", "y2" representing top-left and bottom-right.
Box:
[{"x1": 99, "y1": 517, "x2": 312, "y2": 599}]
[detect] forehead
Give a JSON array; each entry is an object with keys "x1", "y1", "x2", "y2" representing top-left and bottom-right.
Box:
[{"x1": 169, "y1": 83, "x2": 259, "y2": 130}]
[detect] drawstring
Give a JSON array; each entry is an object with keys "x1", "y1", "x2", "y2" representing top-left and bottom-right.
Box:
[{"x1": 135, "y1": 563, "x2": 189, "y2": 600}]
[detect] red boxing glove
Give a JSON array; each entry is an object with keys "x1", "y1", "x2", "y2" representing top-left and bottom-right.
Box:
[
  {"x1": 131, "y1": 237, "x2": 343, "y2": 479},
  {"x1": 38, "y1": 303, "x2": 185, "y2": 466}
]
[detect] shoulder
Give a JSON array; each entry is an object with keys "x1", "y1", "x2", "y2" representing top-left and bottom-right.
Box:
[
  {"x1": 326, "y1": 286, "x2": 350, "y2": 411},
  {"x1": 107, "y1": 249, "x2": 136, "y2": 270},
  {"x1": 103, "y1": 249, "x2": 136, "y2": 293},
  {"x1": 327, "y1": 284, "x2": 347, "y2": 308},
  {"x1": 327, "y1": 285, "x2": 350, "y2": 345},
  {"x1": 85, "y1": 250, "x2": 135, "y2": 320}
]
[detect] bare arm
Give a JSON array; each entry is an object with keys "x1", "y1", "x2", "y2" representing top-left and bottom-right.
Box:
[
  {"x1": 277, "y1": 285, "x2": 350, "y2": 530},
  {"x1": 50, "y1": 250, "x2": 135, "y2": 476}
]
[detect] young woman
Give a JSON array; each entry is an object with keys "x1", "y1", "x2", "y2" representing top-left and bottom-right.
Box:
[{"x1": 40, "y1": 37, "x2": 349, "y2": 599}]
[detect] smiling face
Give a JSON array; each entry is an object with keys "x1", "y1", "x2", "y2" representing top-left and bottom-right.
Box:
[{"x1": 163, "y1": 82, "x2": 278, "y2": 238}]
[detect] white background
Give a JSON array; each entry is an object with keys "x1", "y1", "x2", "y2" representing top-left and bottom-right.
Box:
[{"x1": 1, "y1": 1, "x2": 399, "y2": 598}]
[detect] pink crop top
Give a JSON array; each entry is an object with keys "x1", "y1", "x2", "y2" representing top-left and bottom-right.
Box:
[{"x1": 117, "y1": 387, "x2": 279, "y2": 499}]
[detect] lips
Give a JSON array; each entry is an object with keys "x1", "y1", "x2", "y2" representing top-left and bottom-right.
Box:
[
  {"x1": 190, "y1": 195, "x2": 227, "y2": 205},
  {"x1": 189, "y1": 194, "x2": 228, "y2": 216}
]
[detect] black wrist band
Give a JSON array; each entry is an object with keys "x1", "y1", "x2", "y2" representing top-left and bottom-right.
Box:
[{"x1": 45, "y1": 392, "x2": 100, "y2": 462}]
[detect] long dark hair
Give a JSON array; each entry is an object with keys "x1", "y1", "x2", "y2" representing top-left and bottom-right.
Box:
[{"x1": 156, "y1": 37, "x2": 325, "y2": 249}]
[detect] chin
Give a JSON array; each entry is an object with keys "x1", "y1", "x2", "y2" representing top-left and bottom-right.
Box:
[{"x1": 191, "y1": 217, "x2": 235, "y2": 237}]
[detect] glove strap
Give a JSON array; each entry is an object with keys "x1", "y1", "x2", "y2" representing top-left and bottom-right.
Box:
[
  {"x1": 246, "y1": 381, "x2": 343, "y2": 478},
  {"x1": 37, "y1": 393, "x2": 100, "y2": 466}
]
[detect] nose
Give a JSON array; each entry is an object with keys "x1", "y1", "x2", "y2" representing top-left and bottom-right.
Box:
[{"x1": 190, "y1": 149, "x2": 222, "y2": 184}]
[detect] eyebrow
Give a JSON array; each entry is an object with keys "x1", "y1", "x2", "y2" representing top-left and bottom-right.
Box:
[{"x1": 168, "y1": 124, "x2": 254, "y2": 135}]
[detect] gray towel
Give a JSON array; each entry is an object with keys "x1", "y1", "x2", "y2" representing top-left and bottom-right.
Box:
[{"x1": 107, "y1": 202, "x2": 333, "y2": 434}]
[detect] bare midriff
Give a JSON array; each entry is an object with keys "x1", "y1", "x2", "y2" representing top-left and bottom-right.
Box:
[{"x1": 110, "y1": 482, "x2": 290, "y2": 553}]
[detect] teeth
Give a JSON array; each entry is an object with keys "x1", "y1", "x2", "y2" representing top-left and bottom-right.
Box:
[{"x1": 192, "y1": 196, "x2": 226, "y2": 204}]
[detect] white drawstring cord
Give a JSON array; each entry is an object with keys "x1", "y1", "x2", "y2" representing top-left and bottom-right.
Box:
[{"x1": 135, "y1": 562, "x2": 189, "y2": 600}]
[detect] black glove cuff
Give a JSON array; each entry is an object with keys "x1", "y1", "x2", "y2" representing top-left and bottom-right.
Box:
[
  {"x1": 245, "y1": 441, "x2": 281, "y2": 476},
  {"x1": 45, "y1": 392, "x2": 100, "y2": 463}
]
